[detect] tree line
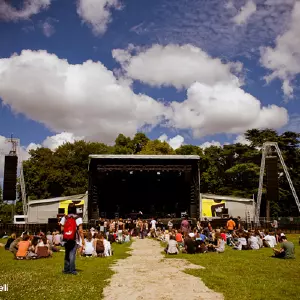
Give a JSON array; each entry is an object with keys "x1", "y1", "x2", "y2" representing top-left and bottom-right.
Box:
[{"x1": 1, "y1": 129, "x2": 299, "y2": 220}]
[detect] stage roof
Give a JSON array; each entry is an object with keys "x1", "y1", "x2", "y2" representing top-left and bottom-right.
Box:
[{"x1": 89, "y1": 154, "x2": 200, "y2": 160}]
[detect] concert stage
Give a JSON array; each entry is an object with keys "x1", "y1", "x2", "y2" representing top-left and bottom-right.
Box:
[{"x1": 88, "y1": 155, "x2": 200, "y2": 220}]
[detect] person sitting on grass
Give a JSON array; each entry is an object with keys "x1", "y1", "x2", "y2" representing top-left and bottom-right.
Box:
[
  {"x1": 233, "y1": 232, "x2": 247, "y2": 250},
  {"x1": 208, "y1": 232, "x2": 225, "y2": 253},
  {"x1": 82, "y1": 232, "x2": 95, "y2": 257},
  {"x1": 103, "y1": 235, "x2": 112, "y2": 256},
  {"x1": 36, "y1": 236, "x2": 52, "y2": 258},
  {"x1": 165, "y1": 235, "x2": 179, "y2": 255},
  {"x1": 263, "y1": 230, "x2": 277, "y2": 248},
  {"x1": 94, "y1": 233, "x2": 105, "y2": 257},
  {"x1": 175, "y1": 230, "x2": 184, "y2": 247},
  {"x1": 273, "y1": 236, "x2": 295, "y2": 259},
  {"x1": 5, "y1": 233, "x2": 16, "y2": 250},
  {"x1": 9, "y1": 236, "x2": 22, "y2": 257},
  {"x1": 124, "y1": 231, "x2": 130, "y2": 243},
  {"x1": 248, "y1": 232, "x2": 260, "y2": 250},
  {"x1": 183, "y1": 233, "x2": 196, "y2": 254},
  {"x1": 16, "y1": 234, "x2": 31, "y2": 259}
]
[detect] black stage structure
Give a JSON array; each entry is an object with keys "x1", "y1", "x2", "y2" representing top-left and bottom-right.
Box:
[{"x1": 88, "y1": 155, "x2": 201, "y2": 220}]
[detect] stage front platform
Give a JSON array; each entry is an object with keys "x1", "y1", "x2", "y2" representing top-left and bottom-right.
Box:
[{"x1": 88, "y1": 155, "x2": 200, "y2": 220}]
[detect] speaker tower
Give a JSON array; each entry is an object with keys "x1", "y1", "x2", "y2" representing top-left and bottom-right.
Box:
[{"x1": 3, "y1": 155, "x2": 18, "y2": 201}]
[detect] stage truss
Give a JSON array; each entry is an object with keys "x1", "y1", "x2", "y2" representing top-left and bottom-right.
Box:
[{"x1": 255, "y1": 142, "x2": 300, "y2": 224}]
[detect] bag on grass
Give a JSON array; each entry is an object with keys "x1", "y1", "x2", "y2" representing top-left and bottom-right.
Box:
[{"x1": 63, "y1": 216, "x2": 77, "y2": 241}]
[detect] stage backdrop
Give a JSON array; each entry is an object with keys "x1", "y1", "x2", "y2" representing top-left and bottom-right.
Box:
[
  {"x1": 202, "y1": 199, "x2": 226, "y2": 217},
  {"x1": 201, "y1": 195, "x2": 255, "y2": 220}
]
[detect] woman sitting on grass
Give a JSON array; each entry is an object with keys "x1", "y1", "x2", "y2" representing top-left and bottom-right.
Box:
[
  {"x1": 165, "y1": 235, "x2": 179, "y2": 255},
  {"x1": 83, "y1": 232, "x2": 95, "y2": 257},
  {"x1": 94, "y1": 233, "x2": 105, "y2": 257},
  {"x1": 208, "y1": 232, "x2": 225, "y2": 253},
  {"x1": 16, "y1": 234, "x2": 31, "y2": 259},
  {"x1": 35, "y1": 236, "x2": 52, "y2": 258}
]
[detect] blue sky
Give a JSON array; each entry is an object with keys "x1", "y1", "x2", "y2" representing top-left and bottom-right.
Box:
[{"x1": 0, "y1": 0, "x2": 299, "y2": 155}]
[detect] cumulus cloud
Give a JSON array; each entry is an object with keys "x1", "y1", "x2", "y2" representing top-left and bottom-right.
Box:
[
  {"x1": 42, "y1": 132, "x2": 84, "y2": 150},
  {"x1": 0, "y1": 49, "x2": 290, "y2": 145},
  {"x1": 0, "y1": 50, "x2": 167, "y2": 144},
  {"x1": 260, "y1": 1, "x2": 300, "y2": 98},
  {"x1": 168, "y1": 82, "x2": 289, "y2": 138},
  {"x1": 232, "y1": 0, "x2": 257, "y2": 25},
  {"x1": 77, "y1": 0, "x2": 121, "y2": 35},
  {"x1": 158, "y1": 134, "x2": 184, "y2": 150},
  {"x1": 200, "y1": 140, "x2": 222, "y2": 149},
  {"x1": 233, "y1": 134, "x2": 251, "y2": 145},
  {"x1": 113, "y1": 44, "x2": 243, "y2": 89},
  {"x1": 0, "y1": 0, "x2": 51, "y2": 21}
]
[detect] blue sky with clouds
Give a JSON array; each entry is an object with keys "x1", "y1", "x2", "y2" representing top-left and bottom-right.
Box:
[{"x1": 0, "y1": 0, "x2": 299, "y2": 157}]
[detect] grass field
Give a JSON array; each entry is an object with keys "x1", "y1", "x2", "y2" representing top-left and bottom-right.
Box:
[
  {"x1": 0, "y1": 240, "x2": 132, "y2": 300},
  {"x1": 162, "y1": 234, "x2": 300, "y2": 300}
]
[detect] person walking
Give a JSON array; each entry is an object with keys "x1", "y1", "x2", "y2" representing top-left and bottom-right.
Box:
[{"x1": 60, "y1": 204, "x2": 84, "y2": 275}]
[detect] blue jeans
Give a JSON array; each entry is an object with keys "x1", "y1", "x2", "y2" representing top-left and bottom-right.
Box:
[{"x1": 64, "y1": 240, "x2": 77, "y2": 273}]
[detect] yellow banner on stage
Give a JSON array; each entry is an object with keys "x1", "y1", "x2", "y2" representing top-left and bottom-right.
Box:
[
  {"x1": 202, "y1": 199, "x2": 226, "y2": 217},
  {"x1": 59, "y1": 200, "x2": 84, "y2": 216}
]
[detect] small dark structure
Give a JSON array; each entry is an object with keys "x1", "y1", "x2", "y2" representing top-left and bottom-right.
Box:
[{"x1": 88, "y1": 155, "x2": 200, "y2": 220}]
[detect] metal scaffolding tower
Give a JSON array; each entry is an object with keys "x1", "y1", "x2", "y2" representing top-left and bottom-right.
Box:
[{"x1": 255, "y1": 142, "x2": 300, "y2": 224}]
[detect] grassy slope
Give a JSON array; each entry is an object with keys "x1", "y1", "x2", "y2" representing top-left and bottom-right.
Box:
[
  {"x1": 0, "y1": 240, "x2": 132, "y2": 300},
  {"x1": 163, "y1": 235, "x2": 300, "y2": 300}
]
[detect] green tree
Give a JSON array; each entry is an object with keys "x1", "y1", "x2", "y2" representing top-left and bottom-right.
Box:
[{"x1": 139, "y1": 140, "x2": 175, "y2": 155}]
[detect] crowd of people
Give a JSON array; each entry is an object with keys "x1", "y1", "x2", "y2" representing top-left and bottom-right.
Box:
[
  {"x1": 156, "y1": 217, "x2": 295, "y2": 259},
  {"x1": 0, "y1": 213, "x2": 296, "y2": 274}
]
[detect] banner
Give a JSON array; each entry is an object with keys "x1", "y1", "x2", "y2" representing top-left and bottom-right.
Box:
[
  {"x1": 202, "y1": 199, "x2": 226, "y2": 217},
  {"x1": 59, "y1": 200, "x2": 84, "y2": 218}
]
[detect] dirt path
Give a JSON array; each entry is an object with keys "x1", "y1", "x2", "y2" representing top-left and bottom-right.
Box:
[{"x1": 103, "y1": 238, "x2": 223, "y2": 300}]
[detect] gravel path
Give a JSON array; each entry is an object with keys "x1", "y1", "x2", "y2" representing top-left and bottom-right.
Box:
[{"x1": 103, "y1": 238, "x2": 223, "y2": 300}]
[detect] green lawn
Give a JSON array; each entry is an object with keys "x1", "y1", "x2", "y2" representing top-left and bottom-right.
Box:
[
  {"x1": 0, "y1": 240, "x2": 132, "y2": 300},
  {"x1": 161, "y1": 235, "x2": 300, "y2": 300}
]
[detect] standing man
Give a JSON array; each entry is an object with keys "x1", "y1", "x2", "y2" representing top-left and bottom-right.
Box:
[
  {"x1": 150, "y1": 217, "x2": 157, "y2": 231},
  {"x1": 60, "y1": 204, "x2": 84, "y2": 275},
  {"x1": 181, "y1": 217, "x2": 190, "y2": 235},
  {"x1": 226, "y1": 217, "x2": 236, "y2": 234}
]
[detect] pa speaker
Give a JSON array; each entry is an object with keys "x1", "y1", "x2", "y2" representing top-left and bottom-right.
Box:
[{"x1": 3, "y1": 155, "x2": 18, "y2": 201}]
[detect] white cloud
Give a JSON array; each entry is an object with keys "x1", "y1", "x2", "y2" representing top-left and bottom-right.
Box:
[
  {"x1": 40, "y1": 18, "x2": 57, "y2": 37},
  {"x1": 112, "y1": 44, "x2": 243, "y2": 89},
  {"x1": 260, "y1": 1, "x2": 300, "y2": 98},
  {"x1": 168, "y1": 82, "x2": 289, "y2": 138},
  {"x1": 233, "y1": 134, "x2": 251, "y2": 145},
  {"x1": 232, "y1": 0, "x2": 257, "y2": 25},
  {"x1": 0, "y1": 50, "x2": 168, "y2": 144},
  {"x1": 158, "y1": 134, "x2": 184, "y2": 150},
  {"x1": 200, "y1": 140, "x2": 222, "y2": 149},
  {"x1": 0, "y1": 0, "x2": 51, "y2": 21},
  {"x1": 77, "y1": 0, "x2": 121, "y2": 35},
  {"x1": 0, "y1": 49, "x2": 290, "y2": 145},
  {"x1": 42, "y1": 132, "x2": 83, "y2": 150}
]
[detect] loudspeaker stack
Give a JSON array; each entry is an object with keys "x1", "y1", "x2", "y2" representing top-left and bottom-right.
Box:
[{"x1": 3, "y1": 155, "x2": 18, "y2": 201}]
